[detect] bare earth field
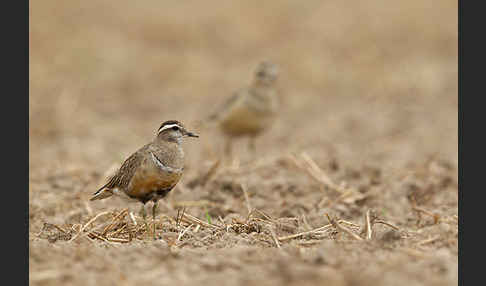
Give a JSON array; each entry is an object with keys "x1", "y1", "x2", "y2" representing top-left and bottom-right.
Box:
[{"x1": 29, "y1": 1, "x2": 458, "y2": 285}]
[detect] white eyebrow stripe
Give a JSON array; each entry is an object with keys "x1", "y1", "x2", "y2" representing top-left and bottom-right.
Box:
[
  {"x1": 158, "y1": 124, "x2": 181, "y2": 133},
  {"x1": 150, "y1": 152, "x2": 183, "y2": 173}
]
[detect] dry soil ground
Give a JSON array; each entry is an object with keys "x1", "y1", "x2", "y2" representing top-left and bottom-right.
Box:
[{"x1": 29, "y1": 1, "x2": 458, "y2": 285}]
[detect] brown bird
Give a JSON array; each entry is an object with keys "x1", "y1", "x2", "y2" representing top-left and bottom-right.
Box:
[
  {"x1": 90, "y1": 120, "x2": 198, "y2": 231},
  {"x1": 208, "y1": 60, "x2": 279, "y2": 157}
]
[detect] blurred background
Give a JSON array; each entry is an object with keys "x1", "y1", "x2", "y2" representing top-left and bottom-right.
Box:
[{"x1": 29, "y1": 0, "x2": 457, "y2": 176}]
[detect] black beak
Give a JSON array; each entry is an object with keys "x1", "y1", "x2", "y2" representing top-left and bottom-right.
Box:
[{"x1": 186, "y1": 131, "x2": 199, "y2": 138}]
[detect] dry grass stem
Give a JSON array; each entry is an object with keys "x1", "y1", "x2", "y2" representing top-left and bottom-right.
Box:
[
  {"x1": 326, "y1": 213, "x2": 363, "y2": 241},
  {"x1": 417, "y1": 235, "x2": 441, "y2": 246},
  {"x1": 412, "y1": 206, "x2": 441, "y2": 224},
  {"x1": 374, "y1": 220, "x2": 400, "y2": 231},
  {"x1": 218, "y1": 216, "x2": 226, "y2": 225},
  {"x1": 199, "y1": 159, "x2": 221, "y2": 186},
  {"x1": 102, "y1": 209, "x2": 128, "y2": 236},
  {"x1": 69, "y1": 211, "x2": 111, "y2": 242},
  {"x1": 290, "y1": 152, "x2": 357, "y2": 196},
  {"x1": 364, "y1": 209, "x2": 372, "y2": 240},
  {"x1": 181, "y1": 212, "x2": 221, "y2": 230},
  {"x1": 300, "y1": 152, "x2": 347, "y2": 194},
  {"x1": 84, "y1": 201, "x2": 93, "y2": 216},
  {"x1": 177, "y1": 224, "x2": 194, "y2": 241},
  {"x1": 252, "y1": 209, "x2": 273, "y2": 221},
  {"x1": 338, "y1": 220, "x2": 361, "y2": 229},
  {"x1": 129, "y1": 212, "x2": 137, "y2": 226},
  {"x1": 325, "y1": 189, "x2": 356, "y2": 208},
  {"x1": 278, "y1": 224, "x2": 333, "y2": 241},
  {"x1": 87, "y1": 231, "x2": 111, "y2": 243},
  {"x1": 48, "y1": 223, "x2": 68, "y2": 234},
  {"x1": 269, "y1": 226, "x2": 281, "y2": 248},
  {"x1": 107, "y1": 223, "x2": 127, "y2": 238},
  {"x1": 241, "y1": 183, "x2": 252, "y2": 216}
]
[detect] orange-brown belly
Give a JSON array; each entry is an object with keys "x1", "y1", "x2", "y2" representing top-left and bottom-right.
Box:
[
  {"x1": 126, "y1": 168, "x2": 181, "y2": 201},
  {"x1": 220, "y1": 105, "x2": 274, "y2": 137}
]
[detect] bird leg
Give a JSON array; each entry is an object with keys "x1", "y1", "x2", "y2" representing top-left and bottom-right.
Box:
[
  {"x1": 140, "y1": 204, "x2": 147, "y2": 220},
  {"x1": 152, "y1": 202, "x2": 158, "y2": 240},
  {"x1": 224, "y1": 138, "x2": 233, "y2": 159},
  {"x1": 248, "y1": 136, "x2": 257, "y2": 154},
  {"x1": 139, "y1": 204, "x2": 149, "y2": 238},
  {"x1": 224, "y1": 138, "x2": 235, "y2": 167}
]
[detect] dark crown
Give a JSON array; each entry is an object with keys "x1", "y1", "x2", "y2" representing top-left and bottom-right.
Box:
[
  {"x1": 158, "y1": 120, "x2": 184, "y2": 133},
  {"x1": 255, "y1": 61, "x2": 278, "y2": 78},
  {"x1": 159, "y1": 120, "x2": 183, "y2": 129}
]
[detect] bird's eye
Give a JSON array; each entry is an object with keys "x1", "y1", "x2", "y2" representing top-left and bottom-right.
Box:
[{"x1": 172, "y1": 126, "x2": 179, "y2": 131}]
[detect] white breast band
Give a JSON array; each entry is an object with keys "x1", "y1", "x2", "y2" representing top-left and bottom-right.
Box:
[{"x1": 150, "y1": 152, "x2": 183, "y2": 173}]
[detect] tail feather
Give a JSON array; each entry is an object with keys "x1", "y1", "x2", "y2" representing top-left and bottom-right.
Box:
[{"x1": 89, "y1": 185, "x2": 113, "y2": 201}]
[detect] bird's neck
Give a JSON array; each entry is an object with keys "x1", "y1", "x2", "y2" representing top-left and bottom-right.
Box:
[
  {"x1": 253, "y1": 80, "x2": 276, "y2": 99},
  {"x1": 250, "y1": 81, "x2": 276, "y2": 101},
  {"x1": 151, "y1": 139, "x2": 185, "y2": 168},
  {"x1": 253, "y1": 79, "x2": 274, "y2": 90}
]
